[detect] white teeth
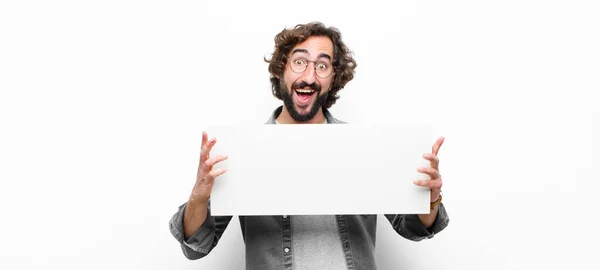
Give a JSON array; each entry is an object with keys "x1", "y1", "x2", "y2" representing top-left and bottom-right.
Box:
[{"x1": 295, "y1": 89, "x2": 315, "y2": 94}]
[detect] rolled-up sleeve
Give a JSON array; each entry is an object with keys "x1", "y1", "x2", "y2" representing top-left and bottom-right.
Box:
[
  {"x1": 385, "y1": 202, "x2": 449, "y2": 241},
  {"x1": 169, "y1": 202, "x2": 233, "y2": 260}
]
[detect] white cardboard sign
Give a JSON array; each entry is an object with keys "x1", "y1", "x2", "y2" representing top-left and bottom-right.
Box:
[{"x1": 206, "y1": 124, "x2": 434, "y2": 216}]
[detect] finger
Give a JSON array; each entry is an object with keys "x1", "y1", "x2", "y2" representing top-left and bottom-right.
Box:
[
  {"x1": 200, "y1": 138, "x2": 217, "y2": 164},
  {"x1": 201, "y1": 131, "x2": 208, "y2": 149},
  {"x1": 205, "y1": 154, "x2": 228, "y2": 168},
  {"x1": 432, "y1": 136, "x2": 445, "y2": 156},
  {"x1": 417, "y1": 167, "x2": 441, "y2": 179},
  {"x1": 198, "y1": 132, "x2": 209, "y2": 169},
  {"x1": 423, "y1": 153, "x2": 439, "y2": 170},
  {"x1": 207, "y1": 168, "x2": 228, "y2": 182},
  {"x1": 413, "y1": 179, "x2": 443, "y2": 189}
]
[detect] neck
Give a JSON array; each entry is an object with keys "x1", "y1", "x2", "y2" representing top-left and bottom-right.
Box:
[{"x1": 276, "y1": 105, "x2": 326, "y2": 124}]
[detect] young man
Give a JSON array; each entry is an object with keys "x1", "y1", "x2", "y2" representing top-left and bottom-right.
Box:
[{"x1": 169, "y1": 22, "x2": 449, "y2": 270}]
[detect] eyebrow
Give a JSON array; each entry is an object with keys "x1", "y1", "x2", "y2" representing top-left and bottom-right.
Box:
[{"x1": 290, "y1": 49, "x2": 332, "y2": 61}]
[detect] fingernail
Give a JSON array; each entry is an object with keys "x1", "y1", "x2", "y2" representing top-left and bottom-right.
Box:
[{"x1": 413, "y1": 180, "x2": 419, "y2": 184}]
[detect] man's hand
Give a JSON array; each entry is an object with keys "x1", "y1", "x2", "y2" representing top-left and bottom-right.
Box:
[
  {"x1": 183, "y1": 131, "x2": 228, "y2": 238},
  {"x1": 413, "y1": 136, "x2": 444, "y2": 202},
  {"x1": 191, "y1": 131, "x2": 228, "y2": 203}
]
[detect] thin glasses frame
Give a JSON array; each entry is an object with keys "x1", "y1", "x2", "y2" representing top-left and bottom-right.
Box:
[{"x1": 285, "y1": 56, "x2": 334, "y2": 79}]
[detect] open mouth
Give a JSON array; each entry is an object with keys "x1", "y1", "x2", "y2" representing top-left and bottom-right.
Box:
[{"x1": 294, "y1": 88, "x2": 317, "y2": 106}]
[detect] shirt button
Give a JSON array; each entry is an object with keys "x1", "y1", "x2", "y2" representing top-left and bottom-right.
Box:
[
  {"x1": 284, "y1": 247, "x2": 290, "y2": 253},
  {"x1": 283, "y1": 215, "x2": 287, "y2": 218}
]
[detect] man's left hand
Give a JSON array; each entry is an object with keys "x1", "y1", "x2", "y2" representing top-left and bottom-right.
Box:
[{"x1": 413, "y1": 136, "x2": 445, "y2": 202}]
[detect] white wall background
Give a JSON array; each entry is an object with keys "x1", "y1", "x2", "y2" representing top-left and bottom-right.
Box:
[{"x1": 1, "y1": 0, "x2": 599, "y2": 269}]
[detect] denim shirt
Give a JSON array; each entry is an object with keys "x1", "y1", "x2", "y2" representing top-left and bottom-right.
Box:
[{"x1": 169, "y1": 106, "x2": 450, "y2": 270}]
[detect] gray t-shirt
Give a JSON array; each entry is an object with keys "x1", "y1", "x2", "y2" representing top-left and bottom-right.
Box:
[{"x1": 290, "y1": 215, "x2": 347, "y2": 270}]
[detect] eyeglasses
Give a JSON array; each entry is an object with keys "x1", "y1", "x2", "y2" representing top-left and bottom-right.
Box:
[{"x1": 286, "y1": 56, "x2": 334, "y2": 78}]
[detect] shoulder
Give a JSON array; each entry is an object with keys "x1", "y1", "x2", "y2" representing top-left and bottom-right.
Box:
[
  {"x1": 324, "y1": 109, "x2": 347, "y2": 124},
  {"x1": 330, "y1": 118, "x2": 347, "y2": 124}
]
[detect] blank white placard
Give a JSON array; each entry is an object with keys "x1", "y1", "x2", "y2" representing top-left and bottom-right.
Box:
[{"x1": 206, "y1": 124, "x2": 434, "y2": 216}]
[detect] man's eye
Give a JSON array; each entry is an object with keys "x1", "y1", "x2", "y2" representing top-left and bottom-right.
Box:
[
  {"x1": 317, "y1": 63, "x2": 328, "y2": 70},
  {"x1": 294, "y1": 59, "x2": 305, "y2": 65}
]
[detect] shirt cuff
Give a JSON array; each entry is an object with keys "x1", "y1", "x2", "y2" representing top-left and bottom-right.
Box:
[
  {"x1": 169, "y1": 202, "x2": 216, "y2": 254},
  {"x1": 397, "y1": 202, "x2": 450, "y2": 241}
]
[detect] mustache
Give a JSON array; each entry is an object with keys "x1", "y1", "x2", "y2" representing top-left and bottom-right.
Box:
[{"x1": 292, "y1": 81, "x2": 321, "y2": 92}]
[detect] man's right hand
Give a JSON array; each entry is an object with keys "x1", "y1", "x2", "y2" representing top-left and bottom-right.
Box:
[
  {"x1": 190, "y1": 131, "x2": 228, "y2": 203},
  {"x1": 183, "y1": 131, "x2": 228, "y2": 239}
]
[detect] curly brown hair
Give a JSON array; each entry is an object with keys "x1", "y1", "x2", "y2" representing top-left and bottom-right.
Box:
[{"x1": 264, "y1": 21, "x2": 357, "y2": 109}]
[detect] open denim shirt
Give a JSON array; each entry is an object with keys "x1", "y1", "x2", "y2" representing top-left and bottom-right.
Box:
[{"x1": 169, "y1": 106, "x2": 450, "y2": 270}]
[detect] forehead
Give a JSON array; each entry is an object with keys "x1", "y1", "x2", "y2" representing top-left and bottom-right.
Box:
[{"x1": 290, "y1": 36, "x2": 334, "y2": 59}]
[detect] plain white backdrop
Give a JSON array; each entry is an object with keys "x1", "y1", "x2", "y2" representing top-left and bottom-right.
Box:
[{"x1": 1, "y1": 0, "x2": 599, "y2": 269}]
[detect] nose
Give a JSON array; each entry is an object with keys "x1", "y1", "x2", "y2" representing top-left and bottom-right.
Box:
[{"x1": 299, "y1": 62, "x2": 317, "y2": 84}]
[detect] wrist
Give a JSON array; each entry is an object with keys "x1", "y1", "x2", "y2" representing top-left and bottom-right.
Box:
[
  {"x1": 430, "y1": 189, "x2": 442, "y2": 202},
  {"x1": 188, "y1": 193, "x2": 209, "y2": 207},
  {"x1": 430, "y1": 191, "x2": 442, "y2": 210}
]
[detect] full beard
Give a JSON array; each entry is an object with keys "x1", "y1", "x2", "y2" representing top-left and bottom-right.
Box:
[{"x1": 280, "y1": 80, "x2": 328, "y2": 123}]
